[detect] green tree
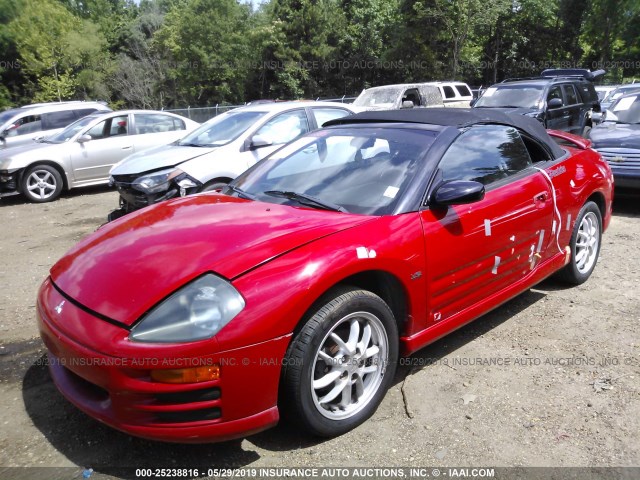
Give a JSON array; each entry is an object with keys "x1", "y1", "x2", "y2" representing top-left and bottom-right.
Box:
[
  {"x1": 154, "y1": 0, "x2": 253, "y2": 105},
  {"x1": 9, "y1": 0, "x2": 106, "y2": 102}
]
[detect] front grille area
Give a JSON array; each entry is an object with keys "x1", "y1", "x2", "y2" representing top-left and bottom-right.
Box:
[
  {"x1": 154, "y1": 387, "x2": 221, "y2": 404},
  {"x1": 155, "y1": 408, "x2": 222, "y2": 424},
  {"x1": 597, "y1": 148, "x2": 640, "y2": 170},
  {"x1": 63, "y1": 366, "x2": 110, "y2": 402}
]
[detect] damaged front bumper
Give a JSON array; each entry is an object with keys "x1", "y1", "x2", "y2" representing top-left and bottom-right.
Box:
[
  {"x1": 0, "y1": 168, "x2": 22, "y2": 198},
  {"x1": 108, "y1": 172, "x2": 201, "y2": 222}
]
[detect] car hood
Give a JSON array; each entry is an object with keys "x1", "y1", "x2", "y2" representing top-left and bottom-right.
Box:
[
  {"x1": 50, "y1": 194, "x2": 372, "y2": 326},
  {"x1": 590, "y1": 123, "x2": 640, "y2": 149},
  {"x1": 0, "y1": 141, "x2": 63, "y2": 168},
  {"x1": 110, "y1": 144, "x2": 217, "y2": 175}
]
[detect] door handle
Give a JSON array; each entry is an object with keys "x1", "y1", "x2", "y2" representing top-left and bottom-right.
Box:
[
  {"x1": 535, "y1": 192, "x2": 549, "y2": 202},
  {"x1": 122, "y1": 146, "x2": 132, "y2": 150}
]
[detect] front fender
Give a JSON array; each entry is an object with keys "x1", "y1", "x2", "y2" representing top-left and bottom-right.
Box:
[{"x1": 217, "y1": 213, "x2": 427, "y2": 352}]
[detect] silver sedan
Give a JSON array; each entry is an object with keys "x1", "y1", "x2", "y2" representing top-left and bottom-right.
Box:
[{"x1": 0, "y1": 110, "x2": 199, "y2": 203}]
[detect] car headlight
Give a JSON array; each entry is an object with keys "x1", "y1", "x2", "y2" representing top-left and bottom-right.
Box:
[
  {"x1": 129, "y1": 274, "x2": 245, "y2": 343},
  {"x1": 132, "y1": 168, "x2": 182, "y2": 194}
]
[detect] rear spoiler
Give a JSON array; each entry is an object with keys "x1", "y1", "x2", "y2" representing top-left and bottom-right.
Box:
[{"x1": 547, "y1": 130, "x2": 592, "y2": 150}]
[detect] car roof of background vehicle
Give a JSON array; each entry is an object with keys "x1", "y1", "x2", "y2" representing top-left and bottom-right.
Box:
[
  {"x1": 324, "y1": 107, "x2": 566, "y2": 158},
  {"x1": 231, "y1": 101, "x2": 356, "y2": 115},
  {"x1": 12, "y1": 101, "x2": 111, "y2": 115}
]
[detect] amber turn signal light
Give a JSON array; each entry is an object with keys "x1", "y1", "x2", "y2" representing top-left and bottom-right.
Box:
[{"x1": 151, "y1": 365, "x2": 220, "y2": 384}]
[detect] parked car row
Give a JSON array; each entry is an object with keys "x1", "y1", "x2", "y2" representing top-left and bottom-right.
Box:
[{"x1": 2, "y1": 71, "x2": 638, "y2": 212}]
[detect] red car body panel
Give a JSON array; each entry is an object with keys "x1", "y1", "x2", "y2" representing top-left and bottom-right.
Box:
[
  {"x1": 37, "y1": 126, "x2": 613, "y2": 443},
  {"x1": 50, "y1": 195, "x2": 373, "y2": 326}
]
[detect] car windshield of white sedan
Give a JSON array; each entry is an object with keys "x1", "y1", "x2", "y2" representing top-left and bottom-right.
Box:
[
  {"x1": 353, "y1": 88, "x2": 402, "y2": 108},
  {"x1": 608, "y1": 94, "x2": 640, "y2": 124},
  {"x1": 45, "y1": 115, "x2": 100, "y2": 143},
  {"x1": 475, "y1": 85, "x2": 544, "y2": 109},
  {"x1": 177, "y1": 110, "x2": 267, "y2": 147},
  {"x1": 234, "y1": 127, "x2": 436, "y2": 215}
]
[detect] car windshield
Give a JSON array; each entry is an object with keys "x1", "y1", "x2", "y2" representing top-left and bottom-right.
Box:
[
  {"x1": 607, "y1": 94, "x2": 640, "y2": 124},
  {"x1": 0, "y1": 109, "x2": 21, "y2": 129},
  {"x1": 353, "y1": 88, "x2": 402, "y2": 108},
  {"x1": 232, "y1": 127, "x2": 437, "y2": 215},
  {"x1": 45, "y1": 115, "x2": 100, "y2": 143},
  {"x1": 603, "y1": 86, "x2": 640, "y2": 103},
  {"x1": 178, "y1": 110, "x2": 266, "y2": 147},
  {"x1": 475, "y1": 85, "x2": 544, "y2": 109}
]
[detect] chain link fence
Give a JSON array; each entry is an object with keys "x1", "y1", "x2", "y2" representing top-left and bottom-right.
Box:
[{"x1": 163, "y1": 96, "x2": 357, "y2": 123}]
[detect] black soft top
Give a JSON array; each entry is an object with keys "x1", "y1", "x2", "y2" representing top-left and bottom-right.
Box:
[{"x1": 325, "y1": 108, "x2": 566, "y2": 159}]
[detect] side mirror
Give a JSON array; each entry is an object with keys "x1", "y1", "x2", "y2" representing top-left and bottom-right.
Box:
[
  {"x1": 401, "y1": 100, "x2": 414, "y2": 109},
  {"x1": 433, "y1": 180, "x2": 485, "y2": 206},
  {"x1": 591, "y1": 112, "x2": 603, "y2": 124},
  {"x1": 548, "y1": 98, "x2": 563, "y2": 109},
  {"x1": 77, "y1": 134, "x2": 92, "y2": 143},
  {"x1": 249, "y1": 134, "x2": 273, "y2": 150}
]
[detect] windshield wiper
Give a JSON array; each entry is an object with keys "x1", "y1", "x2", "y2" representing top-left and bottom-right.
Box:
[
  {"x1": 264, "y1": 190, "x2": 347, "y2": 213},
  {"x1": 228, "y1": 184, "x2": 256, "y2": 200},
  {"x1": 178, "y1": 142, "x2": 209, "y2": 147}
]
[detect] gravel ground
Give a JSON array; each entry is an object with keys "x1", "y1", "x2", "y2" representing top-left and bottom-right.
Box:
[{"x1": 0, "y1": 186, "x2": 638, "y2": 479}]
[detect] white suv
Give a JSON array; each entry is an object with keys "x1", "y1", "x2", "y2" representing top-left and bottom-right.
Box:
[
  {"x1": 423, "y1": 82, "x2": 474, "y2": 107},
  {"x1": 0, "y1": 101, "x2": 111, "y2": 150}
]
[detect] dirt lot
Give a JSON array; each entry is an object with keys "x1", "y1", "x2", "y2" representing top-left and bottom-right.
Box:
[{"x1": 0, "y1": 186, "x2": 638, "y2": 478}]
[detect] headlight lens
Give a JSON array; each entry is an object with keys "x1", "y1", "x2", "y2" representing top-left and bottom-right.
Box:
[
  {"x1": 132, "y1": 168, "x2": 182, "y2": 194},
  {"x1": 129, "y1": 274, "x2": 245, "y2": 343}
]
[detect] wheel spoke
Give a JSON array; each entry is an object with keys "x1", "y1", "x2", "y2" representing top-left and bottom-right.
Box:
[
  {"x1": 319, "y1": 379, "x2": 348, "y2": 404},
  {"x1": 313, "y1": 370, "x2": 341, "y2": 390},
  {"x1": 345, "y1": 319, "x2": 360, "y2": 353},
  {"x1": 358, "y1": 323, "x2": 371, "y2": 354},
  {"x1": 330, "y1": 332, "x2": 350, "y2": 354},
  {"x1": 361, "y1": 365, "x2": 378, "y2": 375},
  {"x1": 339, "y1": 381, "x2": 353, "y2": 408},
  {"x1": 364, "y1": 344, "x2": 379, "y2": 359},
  {"x1": 318, "y1": 350, "x2": 333, "y2": 364}
]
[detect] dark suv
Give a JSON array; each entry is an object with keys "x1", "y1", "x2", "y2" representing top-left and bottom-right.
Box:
[{"x1": 473, "y1": 69, "x2": 604, "y2": 137}]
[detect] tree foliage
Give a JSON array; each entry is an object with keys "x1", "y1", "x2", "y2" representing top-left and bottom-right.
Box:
[{"x1": 1, "y1": 0, "x2": 640, "y2": 108}]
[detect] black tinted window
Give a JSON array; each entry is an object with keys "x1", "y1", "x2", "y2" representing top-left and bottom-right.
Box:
[
  {"x1": 442, "y1": 86, "x2": 456, "y2": 99},
  {"x1": 439, "y1": 125, "x2": 532, "y2": 185},
  {"x1": 455, "y1": 85, "x2": 472, "y2": 97},
  {"x1": 563, "y1": 85, "x2": 578, "y2": 105},
  {"x1": 43, "y1": 110, "x2": 77, "y2": 129},
  {"x1": 547, "y1": 86, "x2": 563, "y2": 102}
]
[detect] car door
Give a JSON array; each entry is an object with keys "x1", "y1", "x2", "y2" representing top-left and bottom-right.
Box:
[
  {"x1": 562, "y1": 84, "x2": 583, "y2": 135},
  {"x1": 545, "y1": 84, "x2": 570, "y2": 131},
  {"x1": 420, "y1": 125, "x2": 554, "y2": 327},
  {"x1": 131, "y1": 113, "x2": 188, "y2": 152},
  {"x1": 69, "y1": 114, "x2": 133, "y2": 183}
]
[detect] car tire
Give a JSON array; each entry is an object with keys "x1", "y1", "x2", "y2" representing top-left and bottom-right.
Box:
[
  {"x1": 21, "y1": 164, "x2": 63, "y2": 203},
  {"x1": 556, "y1": 201, "x2": 602, "y2": 285},
  {"x1": 201, "y1": 181, "x2": 228, "y2": 193},
  {"x1": 280, "y1": 287, "x2": 398, "y2": 437}
]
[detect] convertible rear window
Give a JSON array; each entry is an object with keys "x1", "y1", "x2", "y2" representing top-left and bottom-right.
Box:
[{"x1": 234, "y1": 127, "x2": 437, "y2": 215}]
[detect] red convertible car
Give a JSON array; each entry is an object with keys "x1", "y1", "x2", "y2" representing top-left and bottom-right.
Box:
[{"x1": 37, "y1": 109, "x2": 613, "y2": 443}]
